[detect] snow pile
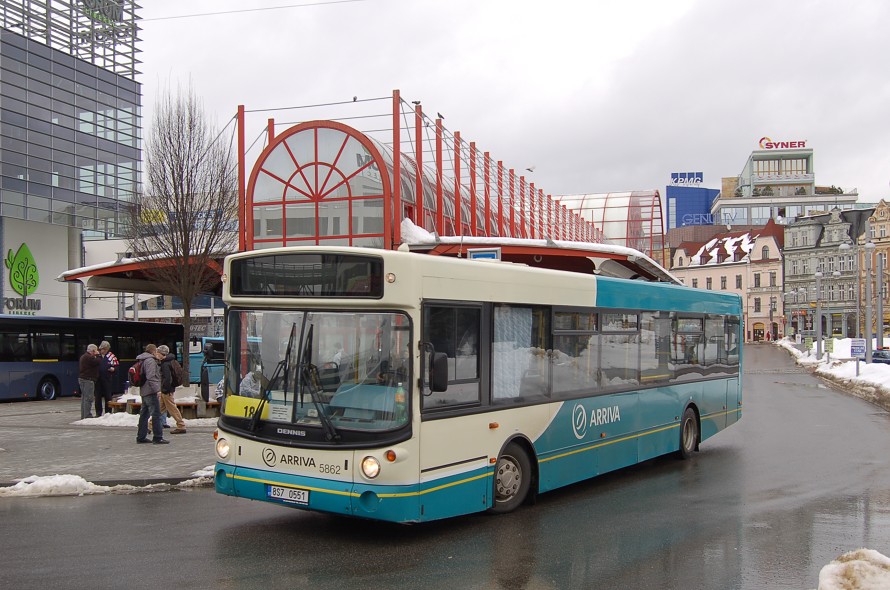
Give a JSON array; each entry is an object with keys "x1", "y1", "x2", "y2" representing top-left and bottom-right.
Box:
[
  {"x1": 777, "y1": 337, "x2": 890, "y2": 409},
  {"x1": 76, "y1": 412, "x2": 219, "y2": 428},
  {"x1": 0, "y1": 474, "x2": 120, "y2": 497},
  {"x1": 0, "y1": 468, "x2": 216, "y2": 498},
  {"x1": 818, "y1": 549, "x2": 890, "y2": 590}
]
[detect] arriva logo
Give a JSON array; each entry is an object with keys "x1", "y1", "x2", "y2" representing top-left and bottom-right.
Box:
[
  {"x1": 759, "y1": 136, "x2": 807, "y2": 149},
  {"x1": 572, "y1": 403, "x2": 621, "y2": 439},
  {"x1": 572, "y1": 404, "x2": 588, "y2": 439}
]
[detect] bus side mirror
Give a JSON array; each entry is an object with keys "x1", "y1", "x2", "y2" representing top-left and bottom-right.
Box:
[{"x1": 430, "y1": 352, "x2": 448, "y2": 392}]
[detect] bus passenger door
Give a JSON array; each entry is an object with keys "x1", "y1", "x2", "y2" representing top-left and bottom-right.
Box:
[{"x1": 419, "y1": 303, "x2": 492, "y2": 519}]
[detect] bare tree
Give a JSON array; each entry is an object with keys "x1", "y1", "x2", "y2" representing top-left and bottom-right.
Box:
[{"x1": 129, "y1": 84, "x2": 237, "y2": 376}]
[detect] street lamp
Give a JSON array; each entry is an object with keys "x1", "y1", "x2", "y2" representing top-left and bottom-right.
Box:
[
  {"x1": 865, "y1": 241, "x2": 875, "y2": 362},
  {"x1": 831, "y1": 270, "x2": 841, "y2": 338},
  {"x1": 839, "y1": 242, "x2": 859, "y2": 337},
  {"x1": 878, "y1": 252, "x2": 885, "y2": 347},
  {"x1": 815, "y1": 271, "x2": 823, "y2": 359},
  {"x1": 797, "y1": 286, "x2": 808, "y2": 338}
]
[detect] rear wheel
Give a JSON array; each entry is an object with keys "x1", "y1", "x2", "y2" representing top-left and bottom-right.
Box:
[
  {"x1": 490, "y1": 442, "x2": 532, "y2": 514},
  {"x1": 37, "y1": 377, "x2": 59, "y2": 401},
  {"x1": 678, "y1": 407, "x2": 698, "y2": 459}
]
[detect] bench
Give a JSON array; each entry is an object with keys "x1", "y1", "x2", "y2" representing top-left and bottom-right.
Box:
[
  {"x1": 172, "y1": 400, "x2": 222, "y2": 419},
  {"x1": 107, "y1": 400, "x2": 128, "y2": 413}
]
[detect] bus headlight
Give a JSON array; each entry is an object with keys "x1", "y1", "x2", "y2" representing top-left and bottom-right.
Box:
[
  {"x1": 216, "y1": 438, "x2": 230, "y2": 459},
  {"x1": 361, "y1": 456, "x2": 380, "y2": 479}
]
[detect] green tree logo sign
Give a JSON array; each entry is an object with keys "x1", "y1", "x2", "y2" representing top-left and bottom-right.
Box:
[{"x1": 5, "y1": 242, "x2": 39, "y2": 298}]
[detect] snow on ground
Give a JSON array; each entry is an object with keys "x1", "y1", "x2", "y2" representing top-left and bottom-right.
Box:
[
  {"x1": 0, "y1": 397, "x2": 218, "y2": 498},
  {"x1": 76, "y1": 412, "x2": 220, "y2": 429},
  {"x1": 776, "y1": 336, "x2": 890, "y2": 410},
  {"x1": 817, "y1": 549, "x2": 890, "y2": 590},
  {"x1": 0, "y1": 467, "x2": 215, "y2": 498}
]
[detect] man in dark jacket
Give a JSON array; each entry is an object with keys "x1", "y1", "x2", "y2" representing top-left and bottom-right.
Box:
[
  {"x1": 158, "y1": 345, "x2": 186, "y2": 434},
  {"x1": 95, "y1": 340, "x2": 118, "y2": 416},
  {"x1": 135, "y1": 344, "x2": 169, "y2": 445},
  {"x1": 78, "y1": 343, "x2": 100, "y2": 419}
]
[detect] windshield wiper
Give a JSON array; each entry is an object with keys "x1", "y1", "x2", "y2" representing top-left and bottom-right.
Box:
[
  {"x1": 248, "y1": 322, "x2": 297, "y2": 432},
  {"x1": 298, "y1": 324, "x2": 340, "y2": 442}
]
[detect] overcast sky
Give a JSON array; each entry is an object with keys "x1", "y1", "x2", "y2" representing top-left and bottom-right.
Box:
[{"x1": 137, "y1": 0, "x2": 890, "y2": 202}]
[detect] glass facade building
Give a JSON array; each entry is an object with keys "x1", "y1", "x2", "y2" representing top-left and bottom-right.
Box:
[{"x1": 1, "y1": 1, "x2": 141, "y2": 240}]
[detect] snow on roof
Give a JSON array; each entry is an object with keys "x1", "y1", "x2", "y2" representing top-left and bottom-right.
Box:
[
  {"x1": 400, "y1": 219, "x2": 679, "y2": 283},
  {"x1": 684, "y1": 231, "x2": 757, "y2": 266}
]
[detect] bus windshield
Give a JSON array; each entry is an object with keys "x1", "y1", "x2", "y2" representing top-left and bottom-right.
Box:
[{"x1": 225, "y1": 309, "x2": 412, "y2": 433}]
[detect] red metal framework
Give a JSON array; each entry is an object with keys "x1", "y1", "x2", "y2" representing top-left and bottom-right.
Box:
[
  {"x1": 553, "y1": 192, "x2": 665, "y2": 266},
  {"x1": 57, "y1": 92, "x2": 675, "y2": 298},
  {"x1": 239, "y1": 90, "x2": 606, "y2": 251}
]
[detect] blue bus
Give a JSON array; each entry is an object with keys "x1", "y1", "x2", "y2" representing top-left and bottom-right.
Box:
[
  {"x1": 0, "y1": 315, "x2": 185, "y2": 401},
  {"x1": 212, "y1": 247, "x2": 742, "y2": 523},
  {"x1": 188, "y1": 336, "x2": 260, "y2": 385},
  {"x1": 189, "y1": 336, "x2": 225, "y2": 385}
]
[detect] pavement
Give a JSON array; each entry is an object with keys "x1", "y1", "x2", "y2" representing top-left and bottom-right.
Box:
[{"x1": 0, "y1": 396, "x2": 218, "y2": 487}]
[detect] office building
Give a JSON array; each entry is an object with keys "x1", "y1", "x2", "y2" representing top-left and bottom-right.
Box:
[
  {"x1": 711, "y1": 139, "x2": 858, "y2": 226},
  {"x1": 0, "y1": 0, "x2": 141, "y2": 316}
]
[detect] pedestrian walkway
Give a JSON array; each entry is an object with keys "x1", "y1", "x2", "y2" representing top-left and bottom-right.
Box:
[{"x1": 0, "y1": 397, "x2": 218, "y2": 487}]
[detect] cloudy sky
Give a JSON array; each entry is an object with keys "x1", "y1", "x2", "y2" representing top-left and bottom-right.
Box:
[{"x1": 138, "y1": 0, "x2": 890, "y2": 202}]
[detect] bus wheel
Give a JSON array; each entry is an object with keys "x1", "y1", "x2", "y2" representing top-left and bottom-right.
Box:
[
  {"x1": 678, "y1": 407, "x2": 698, "y2": 460},
  {"x1": 490, "y1": 443, "x2": 531, "y2": 514},
  {"x1": 37, "y1": 378, "x2": 59, "y2": 401}
]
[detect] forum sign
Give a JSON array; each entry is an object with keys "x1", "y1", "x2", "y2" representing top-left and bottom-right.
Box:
[
  {"x1": 0, "y1": 0, "x2": 140, "y2": 78},
  {"x1": 76, "y1": 0, "x2": 136, "y2": 46}
]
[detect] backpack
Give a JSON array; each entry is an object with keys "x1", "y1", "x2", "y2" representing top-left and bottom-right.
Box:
[
  {"x1": 169, "y1": 359, "x2": 184, "y2": 388},
  {"x1": 128, "y1": 359, "x2": 145, "y2": 386}
]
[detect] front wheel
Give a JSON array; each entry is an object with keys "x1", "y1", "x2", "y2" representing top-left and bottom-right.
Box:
[
  {"x1": 37, "y1": 377, "x2": 59, "y2": 401},
  {"x1": 490, "y1": 442, "x2": 532, "y2": 514},
  {"x1": 677, "y1": 407, "x2": 698, "y2": 460}
]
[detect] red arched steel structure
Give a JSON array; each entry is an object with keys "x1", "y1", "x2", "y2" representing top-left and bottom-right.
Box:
[
  {"x1": 246, "y1": 120, "x2": 394, "y2": 250},
  {"x1": 241, "y1": 91, "x2": 607, "y2": 251}
]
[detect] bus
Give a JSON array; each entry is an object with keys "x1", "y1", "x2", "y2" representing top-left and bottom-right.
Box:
[
  {"x1": 212, "y1": 247, "x2": 742, "y2": 523},
  {"x1": 0, "y1": 315, "x2": 185, "y2": 401},
  {"x1": 188, "y1": 336, "x2": 259, "y2": 386},
  {"x1": 188, "y1": 336, "x2": 225, "y2": 385}
]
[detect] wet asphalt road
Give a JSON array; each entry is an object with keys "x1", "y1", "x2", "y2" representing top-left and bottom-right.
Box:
[{"x1": 3, "y1": 343, "x2": 890, "y2": 590}]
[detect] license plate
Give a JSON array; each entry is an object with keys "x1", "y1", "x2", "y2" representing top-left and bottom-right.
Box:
[{"x1": 267, "y1": 484, "x2": 309, "y2": 505}]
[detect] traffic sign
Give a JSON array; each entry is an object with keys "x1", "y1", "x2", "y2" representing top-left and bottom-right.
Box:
[{"x1": 851, "y1": 338, "x2": 866, "y2": 359}]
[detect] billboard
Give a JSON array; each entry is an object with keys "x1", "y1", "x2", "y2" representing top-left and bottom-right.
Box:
[
  {"x1": 1, "y1": 219, "x2": 70, "y2": 316},
  {"x1": 670, "y1": 172, "x2": 703, "y2": 185}
]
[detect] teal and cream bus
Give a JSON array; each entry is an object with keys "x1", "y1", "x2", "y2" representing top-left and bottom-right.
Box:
[{"x1": 213, "y1": 246, "x2": 742, "y2": 523}]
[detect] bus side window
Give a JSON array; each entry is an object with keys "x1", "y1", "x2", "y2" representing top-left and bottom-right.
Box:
[
  {"x1": 117, "y1": 337, "x2": 138, "y2": 360},
  {"x1": 422, "y1": 305, "x2": 481, "y2": 409},
  {"x1": 2, "y1": 331, "x2": 31, "y2": 362},
  {"x1": 492, "y1": 304, "x2": 550, "y2": 403}
]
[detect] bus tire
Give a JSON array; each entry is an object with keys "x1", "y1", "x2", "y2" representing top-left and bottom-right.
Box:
[
  {"x1": 490, "y1": 442, "x2": 532, "y2": 514},
  {"x1": 37, "y1": 377, "x2": 59, "y2": 401},
  {"x1": 678, "y1": 407, "x2": 698, "y2": 460}
]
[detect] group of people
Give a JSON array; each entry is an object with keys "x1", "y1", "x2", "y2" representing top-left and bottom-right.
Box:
[
  {"x1": 77, "y1": 342, "x2": 188, "y2": 445},
  {"x1": 76, "y1": 341, "x2": 119, "y2": 420},
  {"x1": 133, "y1": 343, "x2": 187, "y2": 444}
]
